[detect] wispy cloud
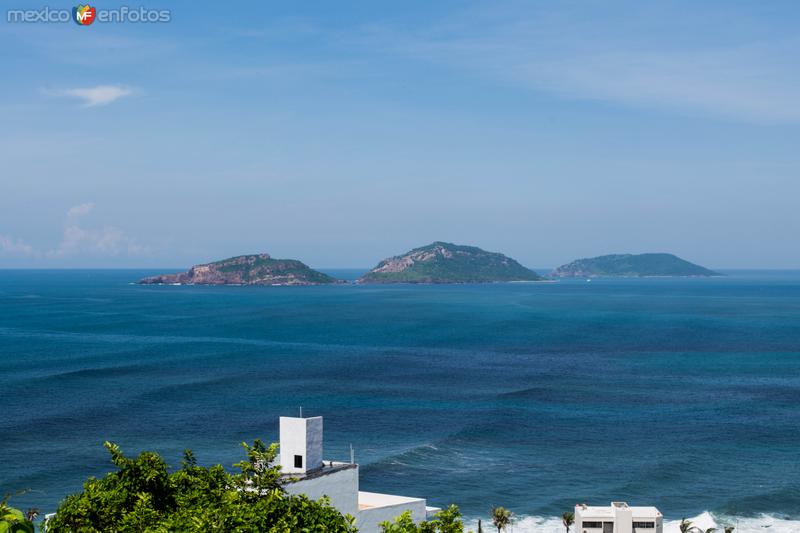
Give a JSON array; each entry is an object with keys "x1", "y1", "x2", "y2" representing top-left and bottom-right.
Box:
[
  {"x1": 0, "y1": 235, "x2": 35, "y2": 256},
  {"x1": 506, "y1": 44, "x2": 800, "y2": 124},
  {"x1": 374, "y1": 6, "x2": 800, "y2": 124},
  {"x1": 47, "y1": 224, "x2": 146, "y2": 258},
  {"x1": 47, "y1": 85, "x2": 134, "y2": 107},
  {"x1": 0, "y1": 204, "x2": 147, "y2": 260},
  {"x1": 67, "y1": 202, "x2": 95, "y2": 218},
  {"x1": 47, "y1": 203, "x2": 146, "y2": 257}
]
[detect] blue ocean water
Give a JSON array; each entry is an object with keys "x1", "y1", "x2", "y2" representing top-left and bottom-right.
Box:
[{"x1": 2, "y1": 269, "x2": 800, "y2": 529}]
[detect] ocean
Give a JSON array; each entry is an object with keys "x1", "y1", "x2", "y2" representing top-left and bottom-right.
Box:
[{"x1": 1, "y1": 269, "x2": 799, "y2": 532}]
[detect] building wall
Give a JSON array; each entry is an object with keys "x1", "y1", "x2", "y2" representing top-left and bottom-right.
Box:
[
  {"x1": 283, "y1": 467, "x2": 359, "y2": 518},
  {"x1": 613, "y1": 505, "x2": 633, "y2": 533},
  {"x1": 574, "y1": 507, "x2": 605, "y2": 533},
  {"x1": 305, "y1": 417, "x2": 323, "y2": 470},
  {"x1": 279, "y1": 416, "x2": 324, "y2": 473},
  {"x1": 574, "y1": 512, "x2": 662, "y2": 533},
  {"x1": 633, "y1": 517, "x2": 663, "y2": 533},
  {"x1": 575, "y1": 513, "x2": 612, "y2": 532}
]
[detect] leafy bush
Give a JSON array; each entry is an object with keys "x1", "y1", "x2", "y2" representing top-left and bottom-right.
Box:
[
  {"x1": 0, "y1": 496, "x2": 35, "y2": 533},
  {"x1": 380, "y1": 504, "x2": 464, "y2": 533},
  {"x1": 46, "y1": 440, "x2": 355, "y2": 532}
]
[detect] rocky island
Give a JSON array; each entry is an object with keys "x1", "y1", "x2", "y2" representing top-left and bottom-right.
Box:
[
  {"x1": 138, "y1": 254, "x2": 341, "y2": 286},
  {"x1": 551, "y1": 253, "x2": 721, "y2": 278},
  {"x1": 358, "y1": 241, "x2": 542, "y2": 283}
]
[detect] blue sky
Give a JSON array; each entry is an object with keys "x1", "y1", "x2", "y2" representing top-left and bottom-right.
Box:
[{"x1": 1, "y1": 0, "x2": 798, "y2": 268}]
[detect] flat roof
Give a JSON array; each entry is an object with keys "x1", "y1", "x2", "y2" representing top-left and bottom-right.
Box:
[
  {"x1": 576, "y1": 504, "x2": 661, "y2": 518},
  {"x1": 358, "y1": 491, "x2": 425, "y2": 510},
  {"x1": 280, "y1": 461, "x2": 357, "y2": 483}
]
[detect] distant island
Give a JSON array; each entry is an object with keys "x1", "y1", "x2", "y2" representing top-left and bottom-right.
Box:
[
  {"x1": 138, "y1": 254, "x2": 341, "y2": 286},
  {"x1": 551, "y1": 253, "x2": 721, "y2": 278},
  {"x1": 358, "y1": 241, "x2": 542, "y2": 284}
]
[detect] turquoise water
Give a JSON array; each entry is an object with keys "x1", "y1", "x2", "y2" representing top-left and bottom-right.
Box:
[{"x1": 2, "y1": 269, "x2": 800, "y2": 528}]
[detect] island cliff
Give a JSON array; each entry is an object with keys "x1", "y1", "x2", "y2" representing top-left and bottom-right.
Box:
[
  {"x1": 551, "y1": 253, "x2": 721, "y2": 278},
  {"x1": 138, "y1": 254, "x2": 341, "y2": 286},
  {"x1": 358, "y1": 242, "x2": 541, "y2": 283}
]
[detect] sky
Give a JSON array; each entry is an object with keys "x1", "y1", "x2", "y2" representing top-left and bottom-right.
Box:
[{"x1": 1, "y1": 0, "x2": 798, "y2": 269}]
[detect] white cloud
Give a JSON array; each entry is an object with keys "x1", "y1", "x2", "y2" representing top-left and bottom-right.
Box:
[
  {"x1": 378, "y1": 7, "x2": 800, "y2": 124},
  {"x1": 505, "y1": 45, "x2": 800, "y2": 124},
  {"x1": 47, "y1": 224, "x2": 142, "y2": 257},
  {"x1": 0, "y1": 204, "x2": 147, "y2": 260},
  {"x1": 47, "y1": 205, "x2": 147, "y2": 257},
  {"x1": 55, "y1": 85, "x2": 133, "y2": 107},
  {"x1": 67, "y1": 202, "x2": 95, "y2": 218},
  {"x1": 0, "y1": 235, "x2": 35, "y2": 256}
]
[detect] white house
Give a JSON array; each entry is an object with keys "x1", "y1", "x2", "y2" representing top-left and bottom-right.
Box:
[
  {"x1": 574, "y1": 502, "x2": 663, "y2": 533},
  {"x1": 278, "y1": 415, "x2": 440, "y2": 533}
]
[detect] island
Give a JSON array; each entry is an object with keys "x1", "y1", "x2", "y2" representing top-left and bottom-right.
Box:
[
  {"x1": 551, "y1": 253, "x2": 721, "y2": 278},
  {"x1": 357, "y1": 241, "x2": 542, "y2": 283},
  {"x1": 137, "y1": 253, "x2": 341, "y2": 286}
]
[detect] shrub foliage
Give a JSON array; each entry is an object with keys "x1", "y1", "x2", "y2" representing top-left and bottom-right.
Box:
[{"x1": 46, "y1": 440, "x2": 356, "y2": 532}]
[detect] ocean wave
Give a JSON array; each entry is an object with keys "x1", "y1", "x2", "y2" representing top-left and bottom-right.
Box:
[{"x1": 462, "y1": 512, "x2": 800, "y2": 533}]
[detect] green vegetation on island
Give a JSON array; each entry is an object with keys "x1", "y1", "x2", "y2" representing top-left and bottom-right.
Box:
[
  {"x1": 138, "y1": 253, "x2": 341, "y2": 286},
  {"x1": 551, "y1": 253, "x2": 721, "y2": 278},
  {"x1": 358, "y1": 242, "x2": 542, "y2": 284}
]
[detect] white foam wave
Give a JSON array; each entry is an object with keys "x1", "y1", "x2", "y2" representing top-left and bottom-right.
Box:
[{"x1": 462, "y1": 511, "x2": 800, "y2": 533}]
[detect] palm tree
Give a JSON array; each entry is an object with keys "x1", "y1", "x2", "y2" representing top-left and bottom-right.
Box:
[
  {"x1": 679, "y1": 519, "x2": 715, "y2": 533},
  {"x1": 562, "y1": 511, "x2": 575, "y2": 533},
  {"x1": 490, "y1": 506, "x2": 513, "y2": 532}
]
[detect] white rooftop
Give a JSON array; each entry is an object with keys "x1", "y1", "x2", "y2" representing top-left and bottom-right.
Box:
[
  {"x1": 576, "y1": 502, "x2": 662, "y2": 517},
  {"x1": 358, "y1": 491, "x2": 425, "y2": 510}
]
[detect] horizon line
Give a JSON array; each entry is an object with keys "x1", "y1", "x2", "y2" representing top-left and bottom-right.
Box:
[{"x1": 2, "y1": 266, "x2": 800, "y2": 272}]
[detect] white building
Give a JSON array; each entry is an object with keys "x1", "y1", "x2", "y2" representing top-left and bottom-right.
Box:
[
  {"x1": 574, "y1": 502, "x2": 663, "y2": 533},
  {"x1": 278, "y1": 415, "x2": 440, "y2": 533}
]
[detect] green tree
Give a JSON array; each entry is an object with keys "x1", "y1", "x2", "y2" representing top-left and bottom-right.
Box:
[
  {"x1": 562, "y1": 511, "x2": 575, "y2": 533},
  {"x1": 46, "y1": 440, "x2": 356, "y2": 532},
  {"x1": 0, "y1": 496, "x2": 35, "y2": 533},
  {"x1": 490, "y1": 506, "x2": 512, "y2": 533},
  {"x1": 381, "y1": 511, "x2": 417, "y2": 533},
  {"x1": 430, "y1": 505, "x2": 464, "y2": 533},
  {"x1": 380, "y1": 505, "x2": 464, "y2": 533}
]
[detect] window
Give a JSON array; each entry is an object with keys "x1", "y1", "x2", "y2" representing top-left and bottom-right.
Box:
[
  {"x1": 294, "y1": 455, "x2": 303, "y2": 468},
  {"x1": 633, "y1": 522, "x2": 655, "y2": 528},
  {"x1": 581, "y1": 522, "x2": 602, "y2": 528}
]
